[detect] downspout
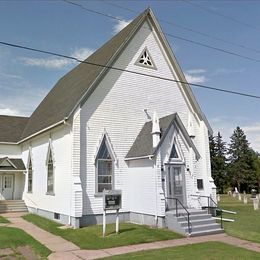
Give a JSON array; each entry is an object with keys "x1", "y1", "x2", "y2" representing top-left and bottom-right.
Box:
[{"x1": 151, "y1": 111, "x2": 161, "y2": 226}]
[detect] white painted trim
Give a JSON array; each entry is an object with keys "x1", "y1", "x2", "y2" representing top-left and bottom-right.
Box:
[
  {"x1": 125, "y1": 155, "x2": 154, "y2": 161},
  {"x1": 0, "y1": 158, "x2": 17, "y2": 169},
  {"x1": 18, "y1": 120, "x2": 65, "y2": 144},
  {"x1": 0, "y1": 170, "x2": 25, "y2": 172},
  {"x1": 0, "y1": 142, "x2": 18, "y2": 145}
]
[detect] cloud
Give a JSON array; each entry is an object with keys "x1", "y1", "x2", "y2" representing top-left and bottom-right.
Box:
[
  {"x1": 210, "y1": 116, "x2": 260, "y2": 152},
  {"x1": 212, "y1": 68, "x2": 245, "y2": 76},
  {"x1": 113, "y1": 19, "x2": 132, "y2": 33},
  {"x1": 0, "y1": 108, "x2": 26, "y2": 116},
  {"x1": 184, "y1": 74, "x2": 206, "y2": 84},
  {"x1": 184, "y1": 68, "x2": 207, "y2": 84},
  {"x1": 186, "y1": 69, "x2": 206, "y2": 74},
  {"x1": 20, "y1": 47, "x2": 94, "y2": 69},
  {"x1": 0, "y1": 72, "x2": 23, "y2": 80}
]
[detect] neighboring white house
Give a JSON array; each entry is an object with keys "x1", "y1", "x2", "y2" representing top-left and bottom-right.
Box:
[{"x1": 0, "y1": 8, "x2": 217, "y2": 231}]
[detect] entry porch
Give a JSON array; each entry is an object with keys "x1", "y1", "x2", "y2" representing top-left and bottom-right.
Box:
[{"x1": 0, "y1": 157, "x2": 26, "y2": 200}]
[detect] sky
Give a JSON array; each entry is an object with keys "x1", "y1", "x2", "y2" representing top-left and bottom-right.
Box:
[{"x1": 1, "y1": 0, "x2": 260, "y2": 151}]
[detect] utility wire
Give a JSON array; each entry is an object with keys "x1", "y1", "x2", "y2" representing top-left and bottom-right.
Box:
[
  {"x1": 1, "y1": 40, "x2": 260, "y2": 100},
  {"x1": 184, "y1": 0, "x2": 260, "y2": 32},
  {"x1": 103, "y1": 0, "x2": 260, "y2": 54},
  {"x1": 62, "y1": 0, "x2": 260, "y2": 63}
]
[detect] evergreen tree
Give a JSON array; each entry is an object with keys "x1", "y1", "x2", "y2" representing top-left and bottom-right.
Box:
[
  {"x1": 209, "y1": 132, "x2": 227, "y2": 193},
  {"x1": 228, "y1": 127, "x2": 252, "y2": 192}
]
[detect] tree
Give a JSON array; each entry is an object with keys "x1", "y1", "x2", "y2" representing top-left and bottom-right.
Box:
[
  {"x1": 228, "y1": 127, "x2": 252, "y2": 192},
  {"x1": 209, "y1": 132, "x2": 227, "y2": 193}
]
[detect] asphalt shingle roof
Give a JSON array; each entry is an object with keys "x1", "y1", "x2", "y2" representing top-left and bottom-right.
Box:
[
  {"x1": 20, "y1": 9, "x2": 149, "y2": 140},
  {"x1": 126, "y1": 113, "x2": 200, "y2": 160},
  {"x1": 0, "y1": 157, "x2": 26, "y2": 171},
  {"x1": 0, "y1": 115, "x2": 29, "y2": 143}
]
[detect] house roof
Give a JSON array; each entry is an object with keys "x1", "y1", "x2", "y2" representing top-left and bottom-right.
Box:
[
  {"x1": 1, "y1": 8, "x2": 211, "y2": 143},
  {"x1": 0, "y1": 157, "x2": 26, "y2": 171},
  {"x1": 125, "y1": 113, "x2": 200, "y2": 160},
  {"x1": 20, "y1": 9, "x2": 149, "y2": 141},
  {"x1": 0, "y1": 115, "x2": 29, "y2": 143}
]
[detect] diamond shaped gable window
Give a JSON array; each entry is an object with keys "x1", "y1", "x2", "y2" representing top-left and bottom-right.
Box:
[{"x1": 136, "y1": 48, "x2": 156, "y2": 69}]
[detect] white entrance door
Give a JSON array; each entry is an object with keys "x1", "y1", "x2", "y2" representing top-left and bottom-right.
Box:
[
  {"x1": 2, "y1": 175, "x2": 14, "y2": 200},
  {"x1": 166, "y1": 165, "x2": 185, "y2": 210}
]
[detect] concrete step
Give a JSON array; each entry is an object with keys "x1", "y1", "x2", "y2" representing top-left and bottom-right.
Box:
[
  {"x1": 185, "y1": 223, "x2": 221, "y2": 233},
  {"x1": 177, "y1": 213, "x2": 212, "y2": 222},
  {"x1": 0, "y1": 200, "x2": 27, "y2": 213},
  {"x1": 165, "y1": 208, "x2": 224, "y2": 237},
  {"x1": 189, "y1": 228, "x2": 224, "y2": 237},
  {"x1": 179, "y1": 218, "x2": 216, "y2": 227}
]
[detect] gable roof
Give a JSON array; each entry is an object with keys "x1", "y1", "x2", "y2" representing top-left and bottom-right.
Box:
[
  {"x1": 4, "y1": 8, "x2": 210, "y2": 143},
  {"x1": 0, "y1": 157, "x2": 26, "y2": 171},
  {"x1": 20, "y1": 9, "x2": 149, "y2": 141},
  {"x1": 0, "y1": 115, "x2": 29, "y2": 143},
  {"x1": 125, "y1": 113, "x2": 200, "y2": 160}
]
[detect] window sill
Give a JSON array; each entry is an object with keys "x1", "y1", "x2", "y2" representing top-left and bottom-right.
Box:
[
  {"x1": 27, "y1": 191, "x2": 32, "y2": 194},
  {"x1": 46, "y1": 192, "x2": 55, "y2": 196}
]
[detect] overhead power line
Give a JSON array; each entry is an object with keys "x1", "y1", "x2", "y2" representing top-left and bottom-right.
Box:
[
  {"x1": 62, "y1": 0, "x2": 260, "y2": 63},
  {"x1": 183, "y1": 0, "x2": 260, "y2": 31},
  {"x1": 1, "y1": 40, "x2": 260, "y2": 100},
  {"x1": 104, "y1": 1, "x2": 260, "y2": 54}
]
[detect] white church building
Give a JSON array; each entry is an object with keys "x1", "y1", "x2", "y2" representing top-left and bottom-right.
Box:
[{"x1": 0, "y1": 8, "x2": 221, "y2": 235}]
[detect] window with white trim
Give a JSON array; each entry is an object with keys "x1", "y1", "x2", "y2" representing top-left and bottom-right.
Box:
[
  {"x1": 170, "y1": 144, "x2": 179, "y2": 159},
  {"x1": 47, "y1": 148, "x2": 54, "y2": 194},
  {"x1": 28, "y1": 155, "x2": 33, "y2": 193},
  {"x1": 96, "y1": 137, "x2": 113, "y2": 193}
]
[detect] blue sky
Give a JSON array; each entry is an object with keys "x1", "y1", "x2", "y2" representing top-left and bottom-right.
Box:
[{"x1": 1, "y1": 0, "x2": 260, "y2": 151}]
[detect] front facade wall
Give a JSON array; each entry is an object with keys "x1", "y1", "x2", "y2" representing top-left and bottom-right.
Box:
[{"x1": 79, "y1": 18, "x2": 212, "y2": 219}]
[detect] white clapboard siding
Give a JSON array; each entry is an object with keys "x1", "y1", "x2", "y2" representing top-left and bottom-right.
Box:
[
  {"x1": 79, "y1": 19, "x2": 205, "y2": 216},
  {"x1": 0, "y1": 144, "x2": 21, "y2": 158},
  {"x1": 21, "y1": 124, "x2": 75, "y2": 218}
]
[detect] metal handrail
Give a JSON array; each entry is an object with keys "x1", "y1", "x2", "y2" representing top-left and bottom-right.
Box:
[
  {"x1": 190, "y1": 194, "x2": 223, "y2": 229},
  {"x1": 165, "y1": 197, "x2": 192, "y2": 234}
]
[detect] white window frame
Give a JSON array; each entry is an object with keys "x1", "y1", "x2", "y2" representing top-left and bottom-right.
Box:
[
  {"x1": 94, "y1": 133, "x2": 117, "y2": 195},
  {"x1": 46, "y1": 140, "x2": 55, "y2": 195},
  {"x1": 27, "y1": 148, "x2": 33, "y2": 193}
]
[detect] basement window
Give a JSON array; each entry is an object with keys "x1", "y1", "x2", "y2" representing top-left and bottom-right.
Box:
[
  {"x1": 197, "y1": 179, "x2": 204, "y2": 190},
  {"x1": 54, "y1": 212, "x2": 60, "y2": 220}
]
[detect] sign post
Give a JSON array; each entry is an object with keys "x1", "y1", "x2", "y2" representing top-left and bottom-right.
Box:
[{"x1": 103, "y1": 190, "x2": 122, "y2": 237}]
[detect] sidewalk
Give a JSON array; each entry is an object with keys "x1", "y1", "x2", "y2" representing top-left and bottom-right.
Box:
[{"x1": 2, "y1": 212, "x2": 260, "y2": 259}]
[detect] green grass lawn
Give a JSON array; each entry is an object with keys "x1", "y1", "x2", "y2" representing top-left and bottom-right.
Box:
[
  {"x1": 0, "y1": 226, "x2": 51, "y2": 258},
  {"x1": 0, "y1": 215, "x2": 10, "y2": 223},
  {"x1": 219, "y1": 195, "x2": 260, "y2": 243},
  {"x1": 23, "y1": 214, "x2": 183, "y2": 249},
  {"x1": 101, "y1": 241, "x2": 260, "y2": 259}
]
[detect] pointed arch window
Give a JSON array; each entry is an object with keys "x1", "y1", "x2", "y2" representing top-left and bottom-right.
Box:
[
  {"x1": 46, "y1": 144, "x2": 54, "y2": 195},
  {"x1": 28, "y1": 154, "x2": 33, "y2": 193},
  {"x1": 170, "y1": 144, "x2": 179, "y2": 159},
  {"x1": 135, "y1": 47, "x2": 156, "y2": 69},
  {"x1": 96, "y1": 137, "x2": 113, "y2": 193}
]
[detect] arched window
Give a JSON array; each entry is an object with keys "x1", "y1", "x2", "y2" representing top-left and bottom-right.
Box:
[
  {"x1": 96, "y1": 137, "x2": 113, "y2": 193},
  {"x1": 28, "y1": 153, "x2": 33, "y2": 193},
  {"x1": 46, "y1": 144, "x2": 54, "y2": 194}
]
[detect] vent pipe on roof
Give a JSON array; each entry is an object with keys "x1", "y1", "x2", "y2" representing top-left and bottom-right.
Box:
[{"x1": 152, "y1": 111, "x2": 161, "y2": 148}]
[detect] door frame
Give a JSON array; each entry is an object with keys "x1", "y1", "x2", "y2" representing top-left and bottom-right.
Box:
[
  {"x1": 0, "y1": 173, "x2": 14, "y2": 200},
  {"x1": 165, "y1": 163, "x2": 187, "y2": 209}
]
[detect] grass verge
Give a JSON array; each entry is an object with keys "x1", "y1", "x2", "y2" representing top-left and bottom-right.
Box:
[
  {"x1": 101, "y1": 241, "x2": 260, "y2": 259},
  {"x1": 0, "y1": 226, "x2": 51, "y2": 258},
  {"x1": 219, "y1": 195, "x2": 260, "y2": 243},
  {"x1": 23, "y1": 214, "x2": 183, "y2": 249},
  {"x1": 0, "y1": 216, "x2": 10, "y2": 223}
]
